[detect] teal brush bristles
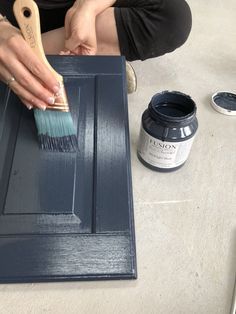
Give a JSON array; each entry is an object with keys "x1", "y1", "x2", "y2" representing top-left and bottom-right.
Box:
[{"x1": 34, "y1": 109, "x2": 77, "y2": 152}]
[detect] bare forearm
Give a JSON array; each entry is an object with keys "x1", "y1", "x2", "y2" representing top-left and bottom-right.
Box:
[{"x1": 74, "y1": 0, "x2": 116, "y2": 16}]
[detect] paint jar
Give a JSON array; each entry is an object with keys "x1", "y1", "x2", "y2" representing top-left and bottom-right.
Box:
[{"x1": 137, "y1": 91, "x2": 198, "y2": 172}]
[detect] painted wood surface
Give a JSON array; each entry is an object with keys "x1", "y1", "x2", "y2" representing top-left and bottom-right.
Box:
[{"x1": 0, "y1": 56, "x2": 136, "y2": 282}]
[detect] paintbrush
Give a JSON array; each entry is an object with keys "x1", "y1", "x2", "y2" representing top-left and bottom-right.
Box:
[{"x1": 13, "y1": 0, "x2": 77, "y2": 152}]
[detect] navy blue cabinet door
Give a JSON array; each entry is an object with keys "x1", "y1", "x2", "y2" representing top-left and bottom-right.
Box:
[{"x1": 0, "y1": 56, "x2": 136, "y2": 283}]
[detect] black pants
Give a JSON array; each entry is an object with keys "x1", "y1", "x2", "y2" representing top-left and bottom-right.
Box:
[{"x1": 1, "y1": 0, "x2": 192, "y2": 61}]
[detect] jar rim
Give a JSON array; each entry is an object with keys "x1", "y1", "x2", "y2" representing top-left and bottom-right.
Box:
[{"x1": 149, "y1": 91, "x2": 197, "y2": 125}]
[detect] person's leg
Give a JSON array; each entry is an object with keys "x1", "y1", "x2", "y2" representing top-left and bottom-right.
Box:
[
  {"x1": 95, "y1": 8, "x2": 121, "y2": 56},
  {"x1": 2, "y1": 0, "x2": 192, "y2": 60},
  {"x1": 42, "y1": 28, "x2": 66, "y2": 54},
  {"x1": 113, "y1": 0, "x2": 192, "y2": 61},
  {"x1": 42, "y1": 7, "x2": 120, "y2": 56},
  {"x1": 42, "y1": 0, "x2": 192, "y2": 61},
  {"x1": 41, "y1": 11, "x2": 136, "y2": 94}
]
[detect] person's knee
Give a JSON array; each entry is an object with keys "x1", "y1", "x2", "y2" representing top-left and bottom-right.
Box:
[
  {"x1": 138, "y1": 0, "x2": 192, "y2": 61},
  {"x1": 116, "y1": 0, "x2": 192, "y2": 61},
  {"x1": 165, "y1": 0, "x2": 192, "y2": 53}
]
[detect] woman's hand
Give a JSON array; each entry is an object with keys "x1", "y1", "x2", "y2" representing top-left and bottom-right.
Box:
[
  {"x1": 0, "y1": 20, "x2": 60, "y2": 110},
  {"x1": 64, "y1": 0, "x2": 116, "y2": 55},
  {"x1": 64, "y1": 1, "x2": 97, "y2": 55}
]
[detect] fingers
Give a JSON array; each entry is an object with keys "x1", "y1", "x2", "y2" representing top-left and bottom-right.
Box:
[
  {"x1": 19, "y1": 99, "x2": 33, "y2": 110},
  {"x1": 65, "y1": 32, "x2": 81, "y2": 53},
  {"x1": 65, "y1": 31, "x2": 97, "y2": 56},
  {"x1": 0, "y1": 63, "x2": 49, "y2": 110},
  {"x1": 10, "y1": 80, "x2": 49, "y2": 110},
  {"x1": 59, "y1": 50, "x2": 74, "y2": 55},
  {"x1": 10, "y1": 36, "x2": 60, "y2": 94},
  {"x1": 0, "y1": 32, "x2": 61, "y2": 110},
  {"x1": 5, "y1": 56, "x2": 56, "y2": 106}
]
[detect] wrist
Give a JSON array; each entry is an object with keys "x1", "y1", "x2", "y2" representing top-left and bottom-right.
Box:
[
  {"x1": 74, "y1": 0, "x2": 116, "y2": 16},
  {"x1": 80, "y1": 1, "x2": 98, "y2": 17}
]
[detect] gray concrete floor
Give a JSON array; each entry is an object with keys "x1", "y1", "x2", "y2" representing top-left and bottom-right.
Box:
[{"x1": 1, "y1": 0, "x2": 236, "y2": 313}]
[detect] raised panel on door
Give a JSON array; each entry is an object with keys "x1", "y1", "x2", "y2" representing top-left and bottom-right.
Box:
[{"x1": 0, "y1": 78, "x2": 95, "y2": 234}]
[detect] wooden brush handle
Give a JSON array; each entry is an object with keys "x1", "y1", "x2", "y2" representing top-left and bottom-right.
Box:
[{"x1": 13, "y1": 0, "x2": 62, "y2": 82}]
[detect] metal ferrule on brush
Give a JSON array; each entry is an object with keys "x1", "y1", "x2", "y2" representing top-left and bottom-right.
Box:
[{"x1": 47, "y1": 82, "x2": 69, "y2": 112}]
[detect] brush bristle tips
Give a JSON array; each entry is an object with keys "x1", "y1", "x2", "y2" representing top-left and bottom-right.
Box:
[
  {"x1": 34, "y1": 109, "x2": 77, "y2": 153},
  {"x1": 38, "y1": 135, "x2": 77, "y2": 153}
]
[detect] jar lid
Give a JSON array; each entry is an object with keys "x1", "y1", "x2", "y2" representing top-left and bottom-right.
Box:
[{"x1": 211, "y1": 91, "x2": 236, "y2": 115}]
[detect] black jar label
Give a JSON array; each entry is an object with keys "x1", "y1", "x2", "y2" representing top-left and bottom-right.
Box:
[{"x1": 138, "y1": 127, "x2": 195, "y2": 169}]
